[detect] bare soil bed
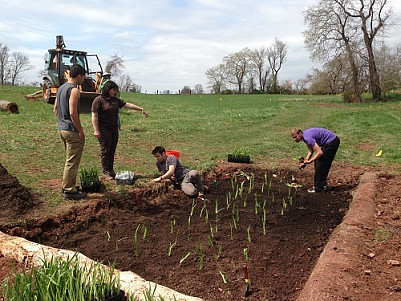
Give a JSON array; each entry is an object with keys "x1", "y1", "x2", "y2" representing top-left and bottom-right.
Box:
[{"x1": 1, "y1": 162, "x2": 400, "y2": 300}]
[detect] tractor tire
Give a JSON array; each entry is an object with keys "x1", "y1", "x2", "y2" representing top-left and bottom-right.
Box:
[{"x1": 43, "y1": 80, "x2": 55, "y2": 104}]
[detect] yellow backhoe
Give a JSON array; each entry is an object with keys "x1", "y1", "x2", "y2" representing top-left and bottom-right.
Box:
[{"x1": 26, "y1": 35, "x2": 109, "y2": 113}]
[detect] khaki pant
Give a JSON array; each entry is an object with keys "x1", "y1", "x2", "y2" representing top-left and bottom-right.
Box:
[
  {"x1": 181, "y1": 170, "x2": 204, "y2": 198},
  {"x1": 59, "y1": 130, "x2": 85, "y2": 193}
]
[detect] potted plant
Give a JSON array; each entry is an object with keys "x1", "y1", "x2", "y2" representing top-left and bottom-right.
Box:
[
  {"x1": 228, "y1": 148, "x2": 251, "y2": 163},
  {"x1": 80, "y1": 167, "x2": 101, "y2": 193}
]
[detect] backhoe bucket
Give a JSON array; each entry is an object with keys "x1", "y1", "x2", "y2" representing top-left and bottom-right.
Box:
[{"x1": 79, "y1": 91, "x2": 100, "y2": 113}]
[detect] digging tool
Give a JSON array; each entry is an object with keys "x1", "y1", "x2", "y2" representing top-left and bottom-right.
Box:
[{"x1": 243, "y1": 264, "x2": 250, "y2": 297}]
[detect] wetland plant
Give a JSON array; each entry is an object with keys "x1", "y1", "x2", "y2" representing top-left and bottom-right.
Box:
[
  {"x1": 254, "y1": 192, "x2": 259, "y2": 214},
  {"x1": 179, "y1": 251, "x2": 192, "y2": 266},
  {"x1": 219, "y1": 271, "x2": 228, "y2": 284},
  {"x1": 168, "y1": 240, "x2": 177, "y2": 257},
  {"x1": 262, "y1": 208, "x2": 267, "y2": 235},
  {"x1": 217, "y1": 244, "x2": 223, "y2": 259},
  {"x1": 190, "y1": 199, "x2": 196, "y2": 216},
  {"x1": 208, "y1": 235, "x2": 214, "y2": 248},
  {"x1": 247, "y1": 225, "x2": 251, "y2": 242},
  {"x1": 2, "y1": 254, "x2": 121, "y2": 301},
  {"x1": 133, "y1": 224, "x2": 140, "y2": 256},
  {"x1": 142, "y1": 224, "x2": 148, "y2": 242},
  {"x1": 244, "y1": 248, "x2": 249, "y2": 261}
]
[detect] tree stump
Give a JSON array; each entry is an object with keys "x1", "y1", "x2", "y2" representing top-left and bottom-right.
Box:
[{"x1": 0, "y1": 100, "x2": 19, "y2": 114}]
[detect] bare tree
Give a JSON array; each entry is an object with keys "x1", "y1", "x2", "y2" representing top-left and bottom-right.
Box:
[
  {"x1": 118, "y1": 73, "x2": 132, "y2": 92},
  {"x1": 304, "y1": 0, "x2": 362, "y2": 101},
  {"x1": 105, "y1": 54, "x2": 125, "y2": 77},
  {"x1": 337, "y1": 0, "x2": 393, "y2": 101},
  {"x1": 375, "y1": 43, "x2": 401, "y2": 95},
  {"x1": 193, "y1": 84, "x2": 204, "y2": 94},
  {"x1": 223, "y1": 47, "x2": 252, "y2": 94},
  {"x1": 304, "y1": 0, "x2": 394, "y2": 101},
  {"x1": 205, "y1": 64, "x2": 226, "y2": 94},
  {"x1": 250, "y1": 47, "x2": 270, "y2": 92},
  {"x1": 267, "y1": 38, "x2": 287, "y2": 94},
  {"x1": 9, "y1": 52, "x2": 32, "y2": 85},
  {"x1": 0, "y1": 43, "x2": 10, "y2": 85}
]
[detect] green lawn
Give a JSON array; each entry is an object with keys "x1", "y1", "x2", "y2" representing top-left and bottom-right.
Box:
[{"x1": 1, "y1": 85, "x2": 400, "y2": 205}]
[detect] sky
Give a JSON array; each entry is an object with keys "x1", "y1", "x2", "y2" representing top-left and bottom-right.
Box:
[{"x1": 1, "y1": 0, "x2": 400, "y2": 94}]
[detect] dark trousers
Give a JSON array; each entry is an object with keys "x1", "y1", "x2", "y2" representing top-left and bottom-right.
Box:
[
  {"x1": 98, "y1": 127, "x2": 119, "y2": 176},
  {"x1": 314, "y1": 137, "x2": 340, "y2": 192}
]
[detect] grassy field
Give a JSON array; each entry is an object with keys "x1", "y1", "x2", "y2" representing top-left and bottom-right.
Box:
[{"x1": 1, "y1": 85, "x2": 401, "y2": 205}]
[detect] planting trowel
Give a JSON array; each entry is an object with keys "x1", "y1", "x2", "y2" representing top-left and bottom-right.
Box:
[{"x1": 243, "y1": 264, "x2": 250, "y2": 297}]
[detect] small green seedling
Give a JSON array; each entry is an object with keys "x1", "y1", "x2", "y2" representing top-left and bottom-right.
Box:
[{"x1": 179, "y1": 252, "x2": 192, "y2": 266}]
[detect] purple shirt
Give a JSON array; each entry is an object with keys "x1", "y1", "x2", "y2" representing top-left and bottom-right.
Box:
[{"x1": 303, "y1": 128, "x2": 337, "y2": 147}]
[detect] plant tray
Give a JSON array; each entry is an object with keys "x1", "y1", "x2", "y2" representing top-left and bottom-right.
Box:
[
  {"x1": 115, "y1": 171, "x2": 135, "y2": 185},
  {"x1": 105, "y1": 290, "x2": 125, "y2": 301},
  {"x1": 81, "y1": 182, "x2": 101, "y2": 193},
  {"x1": 227, "y1": 154, "x2": 251, "y2": 164}
]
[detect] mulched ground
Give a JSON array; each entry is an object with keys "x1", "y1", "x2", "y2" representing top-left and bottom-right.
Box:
[
  {"x1": 1, "y1": 162, "x2": 400, "y2": 300},
  {"x1": 5, "y1": 164, "x2": 358, "y2": 300}
]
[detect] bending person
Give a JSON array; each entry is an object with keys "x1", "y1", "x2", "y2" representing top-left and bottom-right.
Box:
[
  {"x1": 91, "y1": 81, "x2": 149, "y2": 179},
  {"x1": 152, "y1": 146, "x2": 206, "y2": 199},
  {"x1": 291, "y1": 127, "x2": 340, "y2": 193}
]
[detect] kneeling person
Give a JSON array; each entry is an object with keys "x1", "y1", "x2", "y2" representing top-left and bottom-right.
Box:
[{"x1": 152, "y1": 146, "x2": 205, "y2": 199}]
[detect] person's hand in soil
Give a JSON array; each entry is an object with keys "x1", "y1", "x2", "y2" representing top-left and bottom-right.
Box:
[{"x1": 153, "y1": 176, "x2": 164, "y2": 182}]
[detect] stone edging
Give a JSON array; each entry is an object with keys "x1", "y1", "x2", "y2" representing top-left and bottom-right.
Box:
[{"x1": 297, "y1": 172, "x2": 376, "y2": 300}]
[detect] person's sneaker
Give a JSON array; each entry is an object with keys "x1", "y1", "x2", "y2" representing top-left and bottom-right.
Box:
[
  {"x1": 61, "y1": 186, "x2": 81, "y2": 193},
  {"x1": 103, "y1": 173, "x2": 115, "y2": 180},
  {"x1": 63, "y1": 191, "x2": 87, "y2": 200},
  {"x1": 307, "y1": 188, "x2": 316, "y2": 193}
]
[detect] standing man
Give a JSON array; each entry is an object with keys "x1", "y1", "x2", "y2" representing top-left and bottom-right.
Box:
[
  {"x1": 56, "y1": 64, "x2": 87, "y2": 200},
  {"x1": 291, "y1": 127, "x2": 340, "y2": 193},
  {"x1": 152, "y1": 146, "x2": 206, "y2": 199}
]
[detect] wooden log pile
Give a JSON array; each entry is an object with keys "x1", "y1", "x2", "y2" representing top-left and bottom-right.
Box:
[{"x1": 0, "y1": 100, "x2": 19, "y2": 114}]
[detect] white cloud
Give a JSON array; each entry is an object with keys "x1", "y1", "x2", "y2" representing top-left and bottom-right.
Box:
[{"x1": 1, "y1": 0, "x2": 400, "y2": 92}]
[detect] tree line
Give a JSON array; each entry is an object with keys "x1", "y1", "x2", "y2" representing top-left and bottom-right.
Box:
[
  {"x1": 304, "y1": 0, "x2": 400, "y2": 102},
  {"x1": 205, "y1": 38, "x2": 288, "y2": 94},
  {"x1": 0, "y1": 42, "x2": 32, "y2": 86}
]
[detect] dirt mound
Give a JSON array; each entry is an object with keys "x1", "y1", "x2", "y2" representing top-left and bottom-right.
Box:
[{"x1": 0, "y1": 163, "x2": 41, "y2": 222}]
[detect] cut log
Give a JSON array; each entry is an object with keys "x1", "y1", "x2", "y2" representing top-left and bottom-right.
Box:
[{"x1": 0, "y1": 100, "x2": 19, "y2": 114}]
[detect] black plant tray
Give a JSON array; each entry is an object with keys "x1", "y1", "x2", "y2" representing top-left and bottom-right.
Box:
[
  {"x1": 228, "y1": 154, "x2": 251, "y2": 163},
  {"x1": 81, "y1": 182, "x2": 101, "y2": 193},
  {"x1": 105, "y1": 290, "x2": 125, "y2": 301}
]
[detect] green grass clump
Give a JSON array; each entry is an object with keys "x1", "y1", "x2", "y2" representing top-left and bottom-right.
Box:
[{"x1": 1, "y1": 254, "x2": 120, "y2": 301}]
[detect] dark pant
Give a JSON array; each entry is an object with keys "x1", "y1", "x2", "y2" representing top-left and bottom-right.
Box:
[
  {"x1": 314, "y1": 137, "x2": 340, "y2": 192},
  {"x1": 98, "y1": 127, "x2": 119, "y2": 176}
]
